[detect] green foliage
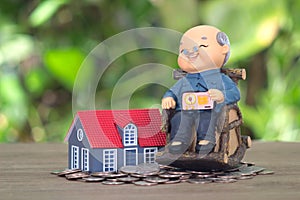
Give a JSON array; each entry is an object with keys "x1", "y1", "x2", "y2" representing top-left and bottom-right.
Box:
[
  {"x1": 29, "y1": 0, "x2": 70, "y2": 27},
  {"x1": 24, "y1": 67, "x2": 52, "y2": 96},
  {"x1": 0, "y1": 72, "x2": 28, "y2": 142},
  {"x1": 0, "y1": 0, "x2": 300, "y2": 142},
  {"x1": 241, "y1": 28, "x2": 300, "y2": 141},
  {"x1": 44, "y1": 48, "x2": 85, "y2": 90},
  {"x1": 201, "y1": 0, "x2": 287, "y2": 63}
]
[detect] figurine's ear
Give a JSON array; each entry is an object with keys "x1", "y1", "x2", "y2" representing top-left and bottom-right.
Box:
[{"x1": 222, "y1": 44, "x2": 230, "y2": 54}]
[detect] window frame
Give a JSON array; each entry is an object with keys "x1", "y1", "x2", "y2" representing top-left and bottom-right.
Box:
[
  {"x1": 143, "y1": 147, "x2": 158, "y2": 163},
  {"x1": 123, "y1": 123, "x2": 138, "y2": 147},
  {"x1": 103, "y1": 149, "x2": 117, "y2": 172}
]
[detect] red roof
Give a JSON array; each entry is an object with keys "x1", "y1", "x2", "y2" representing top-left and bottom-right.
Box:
[{"x1": 65, "y1": 109, "x2": 166, "y2": 148}]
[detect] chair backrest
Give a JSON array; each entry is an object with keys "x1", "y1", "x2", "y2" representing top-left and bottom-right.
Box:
[{"x1": 173, "y1": 68, "x2": 246, "y2": 84}]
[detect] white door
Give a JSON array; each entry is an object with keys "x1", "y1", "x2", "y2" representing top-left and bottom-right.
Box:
[
  {"x1": 71, "y1": 145, "x2": 79, "y2": 169},
  {"x1": 124, "y1": 148, "x2": 138, "y2": 166},
  {"x1": 81, "y1": 148, "x2": 89, "y2": 171}
]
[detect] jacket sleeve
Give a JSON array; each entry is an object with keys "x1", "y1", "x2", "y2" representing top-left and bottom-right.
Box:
[
  {"x1": 222, "y1": 75, "x2": 241, "y2": 104},
  {"x1": 162, "y1": 78, "x2": 184, "y2": 102}
]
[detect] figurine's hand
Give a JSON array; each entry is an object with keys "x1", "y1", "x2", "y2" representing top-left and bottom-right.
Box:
[
  {"x1": 162, "y1": 97, "x2": 176, "y2": 109},
  {"x1": 208, "y1": 89, "x2": 224, "y2": 104}
]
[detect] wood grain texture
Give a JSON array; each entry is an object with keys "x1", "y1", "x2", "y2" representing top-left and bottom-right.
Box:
[{"x1": 0, "y1": 142, "x2": 300, "y2": 200}]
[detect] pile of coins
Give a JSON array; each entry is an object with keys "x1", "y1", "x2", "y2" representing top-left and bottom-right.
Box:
[{"x1": 51, "y1": 162, "x2": 274, "y2": 186}]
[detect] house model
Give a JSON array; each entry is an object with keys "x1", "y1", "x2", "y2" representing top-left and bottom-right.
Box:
[{"x1": 64, "y1": 108, "x2": 166, "y2": 172}]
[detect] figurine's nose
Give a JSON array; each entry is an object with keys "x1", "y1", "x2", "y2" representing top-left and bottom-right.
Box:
[
  {"x1": 181, "y1": 46, "x2": 199, "y2": 58},
  {"x1": 182, "y1": 50, "x2": 196, "y2": 57}
]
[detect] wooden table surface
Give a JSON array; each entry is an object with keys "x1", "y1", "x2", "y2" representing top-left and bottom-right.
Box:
[{"x1": 0, "y1": 142, "x2": 299, "y2": 200}]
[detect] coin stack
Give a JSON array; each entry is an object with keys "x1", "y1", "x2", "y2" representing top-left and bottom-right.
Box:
[{"x1": 51, "y1": 162, "x2": 274, "y2": 186}]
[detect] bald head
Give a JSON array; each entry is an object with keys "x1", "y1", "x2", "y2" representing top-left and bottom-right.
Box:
[
  {"x1": 184, "y1": 25, "x2": 221, "y2": 42},
  {"x1": 181, "y1": 25, "x2": 230, "y2": 67}
]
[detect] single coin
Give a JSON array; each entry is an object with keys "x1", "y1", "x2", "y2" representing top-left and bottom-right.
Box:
[
  {"x1": 105, "y1": 178, "x2": 119, "y2": 182},
  {"x1": 144, "y1": 177, "x2": 169, "y2": 183},
  {"x1": 187, "y1": 171, "x2": 211, "y2": 175},
  {"x1": 239, "y1": 166, "x2": 265, "y2": 176},
  {"x1": 211, "y1": 171, "x2": 226, "y2": 176},
  {"x1": 179, "y1": 175, "x2": 191, "y2": 181},
  {"x1": 168, "y1": 170, "x2": 191, "y2": 175},
  {"x1": 225, "y1": 163, "x2": 249, "y2": 172},
  {"x1": 158, "y1": 170, "x2": 167, "y2": 175},
  {"x1": 217, "y1": 172, "x2": 241, "y2": 179},
  {"x1": 57, "y1": 169, "x2": 82, "y2": 176},
  {"x1": 139, "y1": 171, "x2": 161, "y2": 176},
  {"x1": 159, "y1": 165, "x2": 176, "y2": 170},
  {"x1": 225, "y1": 168, "x2": 240, "y2": 172},
  {"x1": 102, "y1": 181, "x2": 125, "y2": 185},
  {"x1": 237, "y1": 175, "x2": 254, "y2": 180},
  {"x1": 129, "y1": 171, "x2": 160, "y2": 177},
  {"x1": 117, "y1": 176, "x2": 140, "y2": 183},
  {"x1": 134, "y1": 181, "x2": 158, "y2": 186},
  {"x1": 237, "y1": 170, "x2": 253, "y2": 176},
  {"x1": 159, "y1": 174, "x2": 181, "y2": 179},
  {"x1": 82, "y1": 176, "x2": 105, "y2": 182},
  {"x1": 130, "y1": 173, "x2": 150, "y2": 178},
  {"x1": 248, "y1": 166, "x2": 265, "y2": 173},
  {"x1": 119, "y1": 166, "x2": 139, "y2": 174},
  {"x1": 164, "y1": 179, "x2": 181, "y2": 184},
  {"x1": 91, "y1": 171, "x2": 114, "y2": 177},
  {"x1": 196, "y1": 174, "x2": 216, "y2": 178},
  {"x1": 187, "y1": 179, "x2": 212, "y2": 184},
  {"x1": 102, "y1": 173, "x2": 127, "y2": 178},
  {"x1": 50, "y1": 170, "x2": 64, "y2": 175},
  {"x1": 257, "y1": 170, "x2": 274, "y2": 175},
  {"x1": 65, "y1": 172, "x2": 89, "y2": 180},
  {"x1": 136, "y1": 163, "x2": 160, "y2": 175}
]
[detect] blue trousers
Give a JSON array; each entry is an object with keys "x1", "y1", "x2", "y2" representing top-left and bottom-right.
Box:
[{"x1": 170, "y1": 110, "x2": 219, "y2": 150}]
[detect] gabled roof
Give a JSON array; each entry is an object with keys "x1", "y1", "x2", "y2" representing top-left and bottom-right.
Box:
[{"x1": 65, "y1": 109, "x2": 166, "y2": 148}]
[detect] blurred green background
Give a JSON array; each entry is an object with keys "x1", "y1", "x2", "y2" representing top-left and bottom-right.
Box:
[{"x1": 1, "y1": 0, "x2": 300, "y2": 143}]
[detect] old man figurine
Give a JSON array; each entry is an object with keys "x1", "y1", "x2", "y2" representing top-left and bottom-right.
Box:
[{"x1": 162, "y1": 25, "x2": 240, "y2": 155}]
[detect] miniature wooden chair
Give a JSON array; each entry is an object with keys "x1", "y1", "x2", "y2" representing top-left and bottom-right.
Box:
[{"x1": 156, "y1": 68, "x2": 252, "y2": 171}]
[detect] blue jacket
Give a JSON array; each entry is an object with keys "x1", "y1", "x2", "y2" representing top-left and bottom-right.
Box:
[{"x1": 163, "y1": 69, "x2": 240, "y2": 111}]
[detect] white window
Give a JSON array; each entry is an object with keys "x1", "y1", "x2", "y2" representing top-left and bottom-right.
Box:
[
  {"x1": 71, "y1": 145, "x2": 79, "y2": 169},
  {"x1": 124, "y1": 148, "x2": 138, "y2": 166},
  {"x1": 144, "y1": 147, "x2": 158, "y2": 163},
  {"x1": 103, "y1": 149, "x2": 117, "y2": 172},
  {"x1": 81, "y1": 148, "x2": 89, "y2": 171},
  {"x1": 77, "y1": 129, "x2": 83, "y2": 141},
  {"x1": 123, "y1": 123, "x2": 137, "y2": 146}
]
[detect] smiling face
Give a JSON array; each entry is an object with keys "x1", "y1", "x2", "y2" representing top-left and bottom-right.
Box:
[{"x1": 177, "y1": 25, "x2": 230, "y2": 73}]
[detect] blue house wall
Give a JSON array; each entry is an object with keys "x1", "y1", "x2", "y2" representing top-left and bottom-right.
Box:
[
  {"x1": 67, "y1": 119, "x2": 160, "y2": 172},
  {"x1": 67, "y1": 119, "x2": 100, "y2": 171},
  {"x1": 67, "y1": 119, "x2": 84, "y2": 170}
]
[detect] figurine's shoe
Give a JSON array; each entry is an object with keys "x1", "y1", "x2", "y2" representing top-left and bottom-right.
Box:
[
  {"x1": 168, "y1": 142, "x2": 189, "y2": 154},
  {"x1": 196, "y1": 140, "x2": 215, "y2": 155}
]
